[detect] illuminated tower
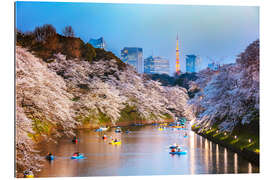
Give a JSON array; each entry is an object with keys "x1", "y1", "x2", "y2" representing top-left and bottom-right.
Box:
[{"x1": 176, "y1": 33, "x2": 180, "y2": 75}]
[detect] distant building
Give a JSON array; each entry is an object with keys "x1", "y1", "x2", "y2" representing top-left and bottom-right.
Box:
[
  {"x1": 121, "y1": 47, "x2": 143, "y2": 73},
  {"x1": 88, "y1": 37, "x2": 106, "y2": 50},
  {"x1": 186, "y1": 55, "x2": 197, "y2": 73},
  {"x1": 144, "y1": 56, "x2": 170, "y2": 75},
  {"x1": 207, "y1": 62, "x2": 220, "y2": 71}
]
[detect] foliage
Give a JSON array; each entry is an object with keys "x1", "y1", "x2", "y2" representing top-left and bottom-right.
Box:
[
  {"x1": 148, "y1": 73, "x2": 175, "y2": 86},
  {"x1": 16, "y1": 24, "x2": 96, "y2": 62},
  {"x1": 81, "y1": 43, "x2": 96, "y2": 62},
  {"x1": 189, "y1": 40, "x2": 259, "y2": 135},
  {"x1": 16, "y1": 47, "x2": 78, "y2": 172}
]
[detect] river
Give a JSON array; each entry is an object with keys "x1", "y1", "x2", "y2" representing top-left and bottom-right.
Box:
[{"x1": 37, "y1": 124, "x2": 259, "y2": 177}]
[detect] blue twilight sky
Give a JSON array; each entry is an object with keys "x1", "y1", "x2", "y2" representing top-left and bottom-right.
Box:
[{"x1": 15, "y1": 1, "x2": 259, "y2": 75}]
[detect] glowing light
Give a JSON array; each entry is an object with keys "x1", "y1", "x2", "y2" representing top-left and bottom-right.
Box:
[
  {"x1": 224, "y1": 132, "x2": 227, "y2": 135},
  {"x1": 234, "y1": 136, "x2": 237, "y2": 139},
  {"x1": 248, "y1": 139, "x2": 251, "y2": 143},
  {"x1": 216, "y1": 130, "x2": 218, "y2": 133}
]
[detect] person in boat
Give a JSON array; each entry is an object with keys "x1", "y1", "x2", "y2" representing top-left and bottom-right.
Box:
[
  {"x1": 171, "y1": 148, "x2": 176, "y2": 152},
  {"x1": 24, "y1": 168, "x2": 34, "y2": 177},
  {"x1": 73, "y1": 152, "x2": 80, "y2": 157},
  {"x1": 114, "y1": 139, "x2": 118, "y2": 142},
  {"x1": 72, "y1": 136, "x2": 78, "y2": 142},
  {"x1": 184, "y1": 133, "x2": 187, "y2": 136},
  {"x1": 46, "y1": 152, "x2": 53, "y2": 159},
  {"x1": 177, "y1": 147, "x2": 181, "y2": 152},
  {"x1": 103, "y1": 134, "x2": 107, "y2": 139}
]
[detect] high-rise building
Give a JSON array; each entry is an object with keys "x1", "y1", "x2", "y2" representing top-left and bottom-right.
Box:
[
  {"x1": 186, "y1": 55, "x2": 197, "y2": 73},
  {"x1": 176, "y1": 33, "x2": 180, "y2": 75},
  {"x1": 208, "y1": 62, "x2": 220, "y2": 71},
  {"x1": 121, "y1": 47, "x2": 143, "y2": 73},
  {"x1": 88, "y1": 37, "x2": 106, "y2": 50},
  {"x1": 144, "y1": 56, "x2": 170, "y2": 75}
]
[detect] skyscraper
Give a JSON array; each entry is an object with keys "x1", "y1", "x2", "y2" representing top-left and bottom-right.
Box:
[
  {"x1": 121, "y1": 47, "x2": 143, "y2": 73},
  {"x1": 208, "y1": 62, "x2": 220, "y2": 71},
  {"x1": 186, "y1": 55, "x2": 197, "y2": 73},
  {"x1": 144, "y1": 56, "x2": 170, "y2": 75},
  {"x1": 88, "y1": 37, "x2": 106, "y2": 50},
  {"x1": 176, "y1": 33, "x2": 180, "y2": 75}
]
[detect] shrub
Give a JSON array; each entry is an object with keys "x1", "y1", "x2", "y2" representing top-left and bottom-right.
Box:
[{"x1": 81, "y1": 43, "x2": 96, "y2": 62}]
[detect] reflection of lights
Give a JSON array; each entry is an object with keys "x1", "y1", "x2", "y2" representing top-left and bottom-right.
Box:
[
  {"x1": 204, "y1": 139, "x2": 209, "y2": 173},
  {"x1": 248, "y1": 162, "x2": 252, "y2": 173},
  {"x1": 200, "y1": 136, "x2": 202, "y2": 149},
  {"x1": 234, "y1": 153, "x2": 238, "y2": 173},
  {"x1": 209, "y1": 141, "x2": 212, "y2": 169},
  {"x1": 216, "y1": 144, "x2": 219, "y2": 173},
  {"x1": 189, "y1": 131, "x2": 195, "y2": 174},
  {"x1": 224, "y1": 148, "x2": 227, "y2": 173}
]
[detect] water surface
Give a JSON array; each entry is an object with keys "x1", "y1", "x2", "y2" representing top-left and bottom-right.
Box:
[{"x1": 38, "y1": 125, "x2": 259, "y2": 177}]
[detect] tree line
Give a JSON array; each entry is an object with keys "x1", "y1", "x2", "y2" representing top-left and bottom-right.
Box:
[{"x1": 16, "y1": 24, "x2": 126, "y2": 70}]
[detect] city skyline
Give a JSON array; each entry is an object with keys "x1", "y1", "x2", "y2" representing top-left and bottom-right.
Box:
[{"x1": 16, "y1": 2, "x2": 259, "y2": 75}]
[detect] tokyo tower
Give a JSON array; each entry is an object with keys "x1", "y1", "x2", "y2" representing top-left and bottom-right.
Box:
[{"x1": 176, "y1": 33, "x2": 180, "y2": 75}]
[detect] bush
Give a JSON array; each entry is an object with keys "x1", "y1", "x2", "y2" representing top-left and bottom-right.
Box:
[{"x1": 81, "y1": 43, "x2": 96, "y2": 62}]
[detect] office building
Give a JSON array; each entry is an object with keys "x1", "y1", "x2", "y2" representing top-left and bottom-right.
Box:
[
  {"x1": 89, "y1": 37, "x2": 106, "y2": 50},
  {"x1": 121, "y1": 47, "x2": 143, "y2": 73},
  {"x1": 144, "y1": 56, "x2": 170, "y2": 75}
]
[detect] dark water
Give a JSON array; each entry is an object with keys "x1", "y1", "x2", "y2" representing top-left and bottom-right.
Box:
[{"x1": 38, "y1": 125, "x2": 259, "y2": 177}]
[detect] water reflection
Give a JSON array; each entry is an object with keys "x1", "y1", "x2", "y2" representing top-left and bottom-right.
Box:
[
  {"x1": 216, "y1": 144, "x2": 219, "y2": 173},
  {"x1": 204, "y1": 139, "x2": 209, "y2": 173},
  {"x1": 209, "y1": 141, "x2": 213, "y2": 171},
  {"x1": 224, "y1": 148, "x2": 228, "y2": 173},
  {"x1": 37, "y1": 125, "x2": 259, "y2": 177},
  {"x1": 234, "y1": 153, "x2": 238, "y2": 173},
  {"x1": 189, "y1": 131, "x2": 195, "y2": 174},
  {"x1": 248, "y1": 163, "x2": 252, "y2": 173}
]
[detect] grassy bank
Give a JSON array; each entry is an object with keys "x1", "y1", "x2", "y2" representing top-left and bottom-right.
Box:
[{"x1": 192, "y1": 124, "x2": 259, "y2": 165}]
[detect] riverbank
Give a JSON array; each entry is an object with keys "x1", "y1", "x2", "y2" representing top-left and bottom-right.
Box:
[{"x1": 192, "y1": 124, "x2": 259, "y2": 166}]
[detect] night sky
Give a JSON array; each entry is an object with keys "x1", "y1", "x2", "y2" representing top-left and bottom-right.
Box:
[{"x1": 16, "y1": 2, "x2": 259, "y2": 75}]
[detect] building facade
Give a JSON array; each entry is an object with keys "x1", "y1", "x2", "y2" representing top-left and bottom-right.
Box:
[
  {"x1": 207, "y1": 62, "x2": 220, "y2": 71},
  {"x1": 88, "y1": 37, "x2": 106, "y2": 50},
  {"x1": 121, "y1": 47, "x2": 143, "y2": 73},
  {"x1": 186, "y1": 55, "x2": 197, "y2": 73},
  {"x1": 144, "y1": 56, "x2": 170, "y2": 75}
]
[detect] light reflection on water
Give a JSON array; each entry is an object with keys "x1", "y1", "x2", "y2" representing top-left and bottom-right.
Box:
[
  {"x1": 224, "y1": 148, "x2": 228, "y2": 173},
  {"x1": 234, "y1": 153, "x2": 238, "y2": 174},
  {"x1": 37, "y1": 125, "x2": 259, "y2": 177},
  {"x1": 216, "y1": 144, "x2": 219, "y2": 173}
]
